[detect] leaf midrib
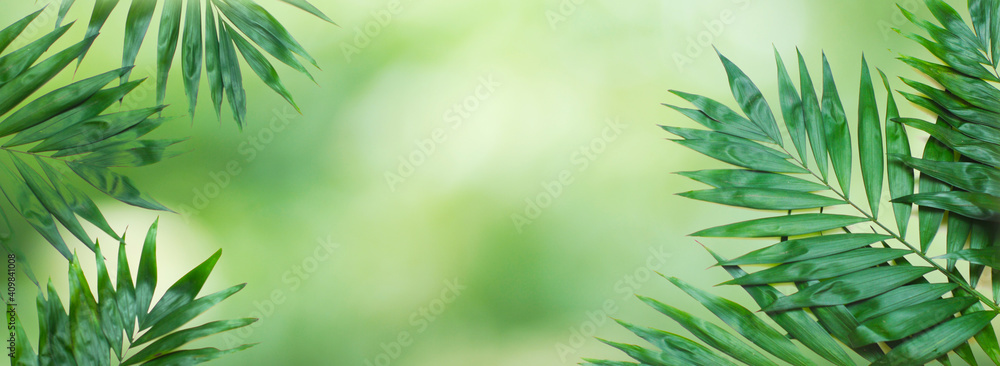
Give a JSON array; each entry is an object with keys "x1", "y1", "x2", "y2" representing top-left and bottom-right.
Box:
[{"x1": 776, "y1": 143, "x2": 1000, "y2": 312}]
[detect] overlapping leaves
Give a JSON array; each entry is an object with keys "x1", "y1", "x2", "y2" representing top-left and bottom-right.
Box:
[
  {"x1": 589, "y1": 41, "x2": 1000, "y2": 366},
  {"x1": 893, "y1": 0, "x2": 1000, "y2": 296},
  {"x1": 65, "y1": 0, "x2": 332, "y2": 128},
  {"x1": 0, "y1": 11, "x2": 180, "y2": 259},
  {"x1": 8, "y1": 219, "x2": 256, "y2": 365}
]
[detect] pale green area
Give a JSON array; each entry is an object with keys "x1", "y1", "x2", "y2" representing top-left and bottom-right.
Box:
[{"x1": 2, "y1": 0, "x2": 995, "y2": 365}]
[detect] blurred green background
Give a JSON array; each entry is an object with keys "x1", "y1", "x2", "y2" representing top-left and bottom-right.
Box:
[{"x1": 3, "y1": 0, "x2": 993, "y2": 365}]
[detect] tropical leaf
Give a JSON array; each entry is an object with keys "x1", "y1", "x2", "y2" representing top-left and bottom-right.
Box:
[
  {"x1": 10, "y1": 220, "x2": 256, "y2": 365},
  {"x1": 277, "y1": 0, "x2": 333, "y2": 24},
  {"x1": 0, "y1": 14, "x2": 179, "y2": 258},
  {"x1": 66, "y1": 0, "x2": 331, "y2": 126},
  {"x1": 893, "y1": 0, "x2": 1000, "y2": 281},
  {"x1": 591, "y1": 9, "x2": 1000, "y2": 361},
  {"x1": 0, "y1": 1, "x2": 332, "y2": 364}
]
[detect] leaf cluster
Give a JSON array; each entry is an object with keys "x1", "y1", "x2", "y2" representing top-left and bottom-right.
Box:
[
  {"x1": 590, "y1": 1, "x2": 1000, "y2": 365},
  {"x1": 0, "y1": 10, "x2": 178, "y2": 260},
  {"x1": 9, "y1": 219, "x2": 255, "y2": 365},
  {"x1": 65, "y1": 0, "x2": 332, "y2": 127},
  {"x1": 0, "y1": 1, "x2": 332, "y2": 364}
]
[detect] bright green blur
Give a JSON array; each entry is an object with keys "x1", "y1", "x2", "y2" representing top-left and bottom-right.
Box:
[{"x1": 3, "y1": 0, "x2": 990, "y2": 365}]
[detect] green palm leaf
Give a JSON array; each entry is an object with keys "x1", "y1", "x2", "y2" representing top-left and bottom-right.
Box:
[
  {"x1": 0, "y1": 14, "x2": 181, "y2": 258},
  {"x1": 65, "y1": 0, "x2": 332, "y2": 126},
  {"x1": 892, "y1": 0, "x2": 1000, "y2": 284},
  {"x1": 9, "y1": 220, "x2": 255, "y2": 365},
  {"x1": 590, "y1": 3, "x2": 1000, "y2": 359}
]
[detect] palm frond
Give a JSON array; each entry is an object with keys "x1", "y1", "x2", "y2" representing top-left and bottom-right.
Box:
[
  {"x1": 892, "y1": 0, "x2": 1000, "y2": 296},
  {"x1": 0, "y1": 13, "x2": 179, "y2": 259},
  {"x1": 7, "y1": 219, "x2": 256, "y2": 365},
  {"x1": 590, "y1": 9, "x2": 1000, "y2": 362},
  {"x1": 66, "y1": 0, "x2": 332, "y2": 127}
]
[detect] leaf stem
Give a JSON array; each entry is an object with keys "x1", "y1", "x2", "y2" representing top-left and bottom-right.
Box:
[
  {"x1": 779, "y1": 145, "x2": 1000, "y2": 312},
  {"x1": 1, "y1": 147, "x2": 75, "y2": 164}
]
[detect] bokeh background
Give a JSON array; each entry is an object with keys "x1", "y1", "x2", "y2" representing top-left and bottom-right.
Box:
[{"x1": 3, "y1": 0, "x2": 994, "y2": 365}]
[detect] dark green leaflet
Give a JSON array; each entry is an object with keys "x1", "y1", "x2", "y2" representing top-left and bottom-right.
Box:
[{"x1": 15, "y1": 221, "x2": 256, "y2": 364}]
